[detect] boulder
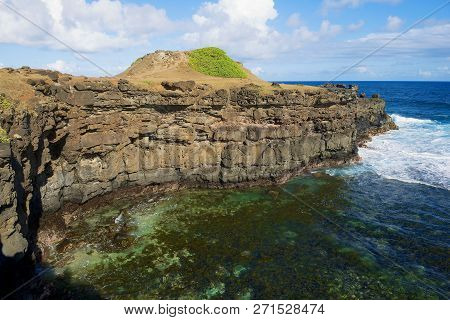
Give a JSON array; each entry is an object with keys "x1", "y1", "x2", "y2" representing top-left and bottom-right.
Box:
[
  {"x1": 74, "y1": 80, "x2": 113, "y2": 92},
  {"x1": 118, "y1": 79, "x2": 139, "y2": 92},
  {"x1": 32, "y1": 69, "x2": 60, "y2": 82},
  {"x1": 161, "y1": 80, "x2": 196, "y2": 92}
]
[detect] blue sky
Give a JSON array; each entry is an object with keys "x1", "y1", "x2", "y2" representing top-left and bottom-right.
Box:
[{"x1": 0, "y1": 0, "x2": 449, "y2": 80}]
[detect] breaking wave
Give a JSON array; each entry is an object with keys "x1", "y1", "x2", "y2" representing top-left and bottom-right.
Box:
[{"x1": 329, "y1": 114, "x2": 450, "y2": 190}]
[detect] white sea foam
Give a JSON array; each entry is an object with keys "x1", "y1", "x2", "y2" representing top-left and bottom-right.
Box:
[
  {"x1": 390, "y1": 114, "x2": 436, "y2": 125},
  {"x1": 329, "y1": 114, "x2": 450, "y2": 190}
]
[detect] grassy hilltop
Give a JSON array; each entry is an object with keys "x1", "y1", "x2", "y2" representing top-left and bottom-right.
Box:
[
  {"x1": 117, "y1": 47, "x2": 269, "y2": 89},
  {"x1": 187, "y1": 47, "x2": 247, "y2": 79}
]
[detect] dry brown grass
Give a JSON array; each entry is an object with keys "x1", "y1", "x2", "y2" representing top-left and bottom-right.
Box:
[
  {"x1": 0, "y1": 49, "x2": 323, "y2": 109},
  {"x1": 0, "y1": 69, "x2": 44, "y2": 109},
  {"x1": 117, "y1": 50, "x2": 322, "y2": 93}
]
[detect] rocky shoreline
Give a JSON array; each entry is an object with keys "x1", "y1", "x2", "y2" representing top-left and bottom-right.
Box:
[{"x1": 0, "y1": 68, "x2": 396, "y2": 283}]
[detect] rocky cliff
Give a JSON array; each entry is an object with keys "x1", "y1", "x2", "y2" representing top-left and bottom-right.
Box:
[{"x1": 0, "y1": 67, "x2": 396, "y2": 268}]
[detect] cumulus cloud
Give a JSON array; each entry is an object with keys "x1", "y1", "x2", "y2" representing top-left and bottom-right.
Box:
[
  {"x1": 355, "y1": 66, "x2": 369, "y2": 73},
  {"x1": 293, "y1": 20, "x2": 342, "y2": 43},
  {"x1": 353, "y1": 65, "x2": 376, "y2": 76},
  {"x1": 386, "y1": 15, "x2": 403, "y2": 31},
  {"x1": 250, "y1": 66, "x2": 264, "y2": 75},
  {"x1": 0, "y1": 0, "x2": 173, "y2": 52},
  {"x1": 287, "y1": 13, "x2": 301, "y2": 28},
  {"x1": 47, "y1": 59, "x2": 73, "y2": 72},
  {"x1": 182, "y1": 0, "x2": 284, "y2": 59},
  {"x1": 320, "y1": 20, "x2": 343, "y2": 36},
  {"x1": 322, "y1": 0, "x2": 401, "y2": 12},
  {"x1": 182, "y1": 0, "x2": 343, "y2": 59}
]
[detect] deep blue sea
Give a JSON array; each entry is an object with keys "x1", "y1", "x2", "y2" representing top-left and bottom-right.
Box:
[
  {"x1": 43, "y1": 82, "x2": 450, "y2": 299},
  {"x1": 297, "y1": 81, "x2": 450, "y2": 190}
]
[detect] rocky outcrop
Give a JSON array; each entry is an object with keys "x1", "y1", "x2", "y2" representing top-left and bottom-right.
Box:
[
  {"x1": 0, "y1": 77, "x2": 395, "y2": 261},
  {"x1": 0, "y1": 143, "x2": 28, "y2": 260}
]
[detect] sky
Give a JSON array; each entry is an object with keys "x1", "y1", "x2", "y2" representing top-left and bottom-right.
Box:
[{"x1": 0, "y1": 0, "x2": 449, "y2": 81}]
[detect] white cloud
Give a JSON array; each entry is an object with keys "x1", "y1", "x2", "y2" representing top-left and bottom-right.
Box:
[
  {"x1": 250, "y1": 66, "x2": 264, "y2": 75},
  {"x1": 293, "y1": 20, "x2": 342, "y2": 43},
  {"x1": 355, "y1": 66, "x2": 369, "y2": 73},
  {"x1": 287, "y1": 13, "x2": 301, "y2": 28},
  {"x1": 419, "y1": 70, "x2": 432, "y2": 77},
  {"x1": 287, "y1": 21, "x2": 449, "y2": 80},
  {"x1": 182, "y1": 0, "x2": 283, "y2": 59},
  {"x1": 348, "y1": 20, "x2": 365, "y2": 31},
  {"x1": 47, "y1": 59, "x2": 72, "y2": 72},
  {"x1": 320, "y1": 20, "x2": 342, "y2": 36},
  {"x1": 293, "y1": 26, "x2": 320, "y2": 42},
  {"x1": 353, "y1": 65, "x2": 376, "y2": 76},
  {"x1": 0, "y1": 0, "x2": 173, "y2": 52},
  {"x1": 353, "y1": 23, "x2": 450, "y2": 54},
  {"x1": 386, "y1": 15, "x2": 403, "y2": 31},
  {"x1": 322, "y1": 0, "x2": 401, "y2": 12}
]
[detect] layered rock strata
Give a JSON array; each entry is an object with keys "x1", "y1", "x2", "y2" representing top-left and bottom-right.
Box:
[{"x1": 0, "y1": 76, "x2": 395, "y2": 261}]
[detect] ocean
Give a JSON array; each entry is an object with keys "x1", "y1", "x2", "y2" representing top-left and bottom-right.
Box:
[{"x1": 42, "y1": 82, "x2": 449, "y2": 299}]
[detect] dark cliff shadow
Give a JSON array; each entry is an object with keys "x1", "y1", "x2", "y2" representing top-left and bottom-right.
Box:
[
  {"x1": 28, "y1": 128, "x2": 68, "y2": 258},
  {"x1": 10, "y1": 126, "x2": 67, "y2": 267},
  {"x1": 0, "y1": 240, "x2": 34, "y2": 299},
  {"x1": 9, "y1": 139, "x2": 47, "y2": 265},
  {"x1": 1, "y1": 125, "x2": 101, "y2": 299},
  {"x1": 29, "y1": 266, "x2": 103, "y2": 300},
  {"x1": 1, "y1": 239, "x2": 102, "y2": 299}
]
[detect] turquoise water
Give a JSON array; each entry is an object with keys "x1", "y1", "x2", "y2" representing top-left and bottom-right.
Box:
[{"x1": 42, "y1": 82, "x2": 449, "y2": 299}]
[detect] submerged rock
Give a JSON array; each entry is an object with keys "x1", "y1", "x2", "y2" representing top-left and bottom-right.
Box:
[{"x1": 114, "y1": 213, "x2": 125, "y2": 225}]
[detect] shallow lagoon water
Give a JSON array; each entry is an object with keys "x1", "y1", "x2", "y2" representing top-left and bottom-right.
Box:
[
  {"x1": 43, "y1": 82, "x2": 449, "y2": 299},
  {"x1": 44, "y1": 172, "x2": 449, "y2": 299}
]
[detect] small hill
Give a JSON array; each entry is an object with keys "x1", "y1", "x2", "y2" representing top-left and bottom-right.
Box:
[
  {"x1": 188, "y1": 47, "x2": 248, "y2": 78},
  {"x1": 118, "y1": 47, "x2": 267, "y2": 89},
  {"x1": 0, "y1": 48, "x2": 321, "y2": 105}
]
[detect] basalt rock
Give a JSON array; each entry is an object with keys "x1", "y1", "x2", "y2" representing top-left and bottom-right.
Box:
[
  {"x1": 0, "y1": 75, "x2": 396, "y2": 262},
  {"x1": 0, "y1": 143, "x2": 28, "y2": 260},
  {"x1": 161, "y1": 80, "x2": 196, "y2": 92}
]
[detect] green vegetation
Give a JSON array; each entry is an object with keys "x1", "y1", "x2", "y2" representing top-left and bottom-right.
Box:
[
  {"x1": 0, "y1": 127, "x2": 9, "y2": 143},
  {"x1": 0, "y1": 94, "x2": 12, "y2": 110},
  {"x1": 188, "y1": 47, "x2": 247, "y2": 78}
]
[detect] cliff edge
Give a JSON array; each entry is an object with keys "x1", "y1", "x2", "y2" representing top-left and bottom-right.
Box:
[{"x1": 0, "y1": 49, "x2": 396, "y2": 272}]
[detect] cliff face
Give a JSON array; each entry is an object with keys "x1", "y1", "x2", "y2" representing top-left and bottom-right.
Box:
[{"x1": 0, "y1": 74, "x2": 395, "y2": 261}]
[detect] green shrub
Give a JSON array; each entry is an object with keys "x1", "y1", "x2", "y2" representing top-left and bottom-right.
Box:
[
  {"x1": 0, "y1": 127, "x2": 9, "y2": 143},
  {"x1": 188, "y1": 47, "x2": 247, "y2": 78},
  {"x1": 0, "y1": 94, "x2": 12, "y2": 110}
]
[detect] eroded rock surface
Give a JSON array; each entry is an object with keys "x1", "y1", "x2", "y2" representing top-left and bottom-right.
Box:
[{"x1": 0, "y1": 76, "x2": 395, "y2": 260}]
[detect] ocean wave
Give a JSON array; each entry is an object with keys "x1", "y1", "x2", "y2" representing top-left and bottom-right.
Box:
[
  {"x1": 390, "y1": 114, "x2": 436, "y2": 126},
  {"x1": 331, "y1": 113, "x2": 450, "y2": 190}
]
